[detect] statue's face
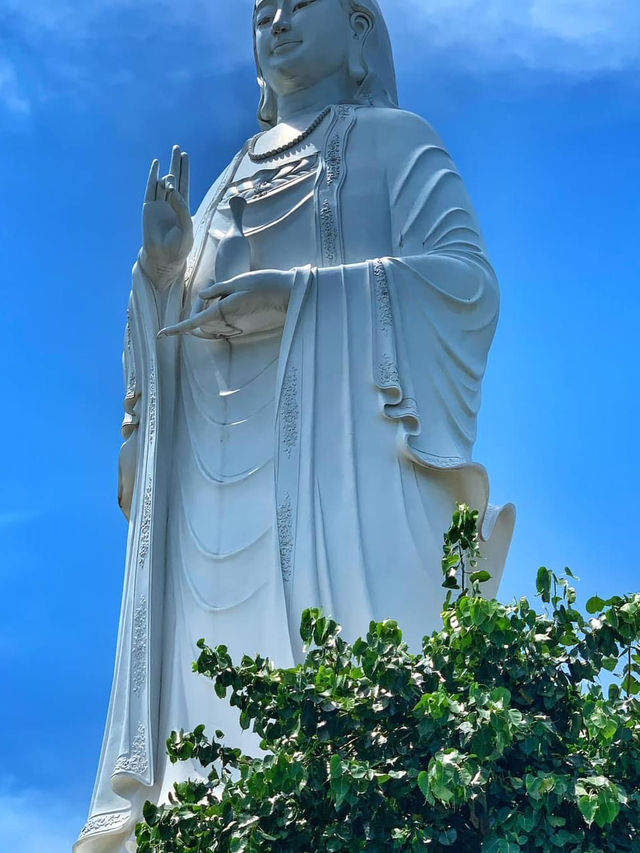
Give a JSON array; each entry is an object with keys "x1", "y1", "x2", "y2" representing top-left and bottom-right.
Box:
[{"x1": 254, "y1": 0, "x2": 353, "y2": 96}]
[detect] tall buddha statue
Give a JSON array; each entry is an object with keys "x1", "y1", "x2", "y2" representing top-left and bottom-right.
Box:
[{"x1": 76, "y1": 2, "x2": 514, "y2": 850}]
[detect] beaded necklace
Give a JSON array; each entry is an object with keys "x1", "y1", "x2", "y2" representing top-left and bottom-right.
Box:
[{"x1": 247, "y1": 106, "x2": 332, "y2": 163}]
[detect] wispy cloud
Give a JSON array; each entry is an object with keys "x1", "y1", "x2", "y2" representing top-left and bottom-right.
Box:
[
  {"x1": 2, "y1": 0, "x2": 638, "y2": 118},
  {"x1": 0, "y1": 778, "x2": 84, "y2": 853},
  {"x1": 401, "y1": 0, "x2": 640, "y2": 74},
  {"x1": 0, "y1": 58, "x2": 30, "y2": 115},
  {"x1": 8, "y1": 0, "x2": 639, "y2": 70}
]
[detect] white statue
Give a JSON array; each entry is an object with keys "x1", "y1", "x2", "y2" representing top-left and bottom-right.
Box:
[{"x1": 76, "y1": 1, "x2": 514, "y2": 850}]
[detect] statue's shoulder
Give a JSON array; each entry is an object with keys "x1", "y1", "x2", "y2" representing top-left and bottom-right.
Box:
[{"x1": 354, "y1": 106, "x2": 446, "y2": 152}]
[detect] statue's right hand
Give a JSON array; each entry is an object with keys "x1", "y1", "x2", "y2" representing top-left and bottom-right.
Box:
[{"x1": 139, "y1": 145, "x2": 193, "y2": 289}]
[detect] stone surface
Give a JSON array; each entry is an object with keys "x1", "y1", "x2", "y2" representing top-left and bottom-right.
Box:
[{"x1": 76, "y1": 2, "x2": 515, "y2": 850}]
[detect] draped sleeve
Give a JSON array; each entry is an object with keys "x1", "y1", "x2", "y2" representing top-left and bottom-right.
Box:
[
  {"x1": 274, "y1": 106, "x2": 514, "y2": 651},
  {"x1": 378, "y1": 109, "x2": 500, "y2": 467}
]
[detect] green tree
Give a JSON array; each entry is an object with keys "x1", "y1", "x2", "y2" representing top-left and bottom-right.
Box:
[{"x1": 137, "y1": 507, "x2": 640, "y2": 852}]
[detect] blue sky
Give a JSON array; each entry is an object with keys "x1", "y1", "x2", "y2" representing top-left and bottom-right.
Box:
[{"x1": 1, "y1": 0, "x2": 639, "y2": 848}]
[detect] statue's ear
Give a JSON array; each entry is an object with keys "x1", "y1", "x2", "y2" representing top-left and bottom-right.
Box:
[{"x1": 348, "y1": 12, "x2": 373, "y2": 86}]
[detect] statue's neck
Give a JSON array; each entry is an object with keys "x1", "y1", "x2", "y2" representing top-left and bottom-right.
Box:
[{"x1": 275, "y1": 68, "x2": 354, "y2": 128}]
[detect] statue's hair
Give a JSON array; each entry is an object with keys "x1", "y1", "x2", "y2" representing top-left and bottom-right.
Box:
[{"x1": 253, "y1": 0, "x2": 398, "y2": 128}]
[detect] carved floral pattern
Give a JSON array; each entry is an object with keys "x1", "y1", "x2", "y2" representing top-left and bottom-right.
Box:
[
  {"x1": 227, "y1": 157, "x2": 318, "y2": 202},
  {"x1": 320, "y1": 201, "x2": 338, "y2": 265},
  {"x1": 280, "y1": 366, "x2": 299, "y2": 458},
  {"x1": 147, "y1": 365, "x2": 157, "y2": 444},
  {"x1": 422, "y1": 453, "x2": 466, "y2": 469},
  {"x1": 131, "y1": 596, "x2": 147, "y2": 694},
  {"x1": 377, "y1": 354, "x2": 400, "y2": 387},
  {"x1": 79, "y1": 811, "x2": 129, "y2": 838},
  {"x1": 373, "y1": 261, "x2": 393, "y2": 331},
  {"x1": 138, "y1": 480, "x2": 153, "y2": 571},
  {"x1": 277, "y1": 495, "x2": 294, "y2": 583},
  {"x1": 113, "y1": 722, "x2": 149, "y2": 776},
  {"x1": 325, "y1": 135, "x2": 342, "y2": 185},
  {"x1": 129, "y1": 482, "x2": 152, "y2": 693},
  {"x1": 125, "y1": 314, "x2": 136, "y2": 398}
]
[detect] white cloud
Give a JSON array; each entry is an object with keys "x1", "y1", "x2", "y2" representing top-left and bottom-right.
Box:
[
  {"x1": 6, "y1": 0, "x2": 640, "y2": 75},
  {"x1": 0, "y1": 778, "x2": 84, "y2": 853},
  {"x1": 401, "y1": 0, "x2": 640, "y2": 74},
  {"x1": 0, "y1": 58, "x2": 30, "y2": 115},
  {"x1": 3, "y1": 0, "x2": 638, "y2": 117},
  {"x1": 4, "y1": 0, "x2": 250, "y2": 58},
  {"x1": 530, "y1": 0, "x2": 623, "y2": 42}
]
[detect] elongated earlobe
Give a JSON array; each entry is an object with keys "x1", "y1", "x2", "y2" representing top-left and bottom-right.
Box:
[
  {"x1": 257, "y1": 78, "x2": 278, "y2": 127},
  {"x1": 348, "y1": 13, "x2": 372, "y2": 87}
]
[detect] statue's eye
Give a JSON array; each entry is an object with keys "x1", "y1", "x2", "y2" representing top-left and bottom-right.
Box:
[
  {"x1": 293, "y1": 0, "x2": 315, "y2": 10},
  {"x1": 257, "y1": 14, "x2": 273, "y2": 27}
]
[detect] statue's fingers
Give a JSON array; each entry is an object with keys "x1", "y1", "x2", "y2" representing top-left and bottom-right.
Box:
[
  {"x1": 179, "y1": 152, "x2": 190, "y2": 208},
  {"x1": 191, "y1": 327, "x2": 241, "y2": 339},
  {"x1": 145, "y1": 159, "x2": 160, "y2": 202},
  {"x1": 158, "y1": 302, "x2": 223, "y2": 337},
  {"x1": 158, "y1": 316, "x2": 201, "y2": 337},
  {"x1": 160, "y1": 174, "x2": 176, "y2": 201},
  {"x1": 198, "y1": 281, "x2": 233, "y2": 300},
  {"x1": 169, "y1": 145, "x2": 181, "y2": 184},
  {"x1": 168, "y1": 187, "x2": 191, "y2": 227}
]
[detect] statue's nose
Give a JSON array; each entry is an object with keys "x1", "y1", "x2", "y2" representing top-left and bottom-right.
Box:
[{"x1": 271, "y1": 10, "x2": 291, "y2": 35}]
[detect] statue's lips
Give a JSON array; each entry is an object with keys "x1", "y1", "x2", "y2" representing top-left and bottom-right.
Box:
[{"x1": 271, "y1": 41, "x2": 302, "y2": 54}]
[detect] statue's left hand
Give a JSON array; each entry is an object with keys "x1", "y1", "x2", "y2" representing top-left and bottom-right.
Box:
[{"x1": 159, "y1": 269, "x2": 295, "y2": 338}]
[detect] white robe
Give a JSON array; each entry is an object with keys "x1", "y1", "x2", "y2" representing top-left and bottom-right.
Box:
[{"x1": 75, "y1": 104, "x2": 514, "y2": 853}]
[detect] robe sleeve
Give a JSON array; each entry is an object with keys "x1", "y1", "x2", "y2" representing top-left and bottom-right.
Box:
[
  {"x1": 118, "y1": 295, "x2": 142, "y2": 519},
  {"x1": 377, "y1": 110, "x2": 500, "y2": 465}
]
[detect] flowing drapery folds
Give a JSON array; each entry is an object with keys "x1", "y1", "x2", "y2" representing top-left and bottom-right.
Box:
[{"x1": 76, "y1": 105, "x2": 513, "y2": 853}]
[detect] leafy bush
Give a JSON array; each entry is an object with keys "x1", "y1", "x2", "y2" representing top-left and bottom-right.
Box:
[{"x1": 137, "y1": 507, "x2": 640, "y2": 852}]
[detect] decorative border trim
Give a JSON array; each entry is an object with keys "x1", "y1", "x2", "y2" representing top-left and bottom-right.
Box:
[
  {"x1": 317, "y1": 105, "x2": 356, "y2": 267},
  {"x1": 131, "y1": 595, "x2": 148, "y2": 694},
  {"x1": 137, "y1": 480, "x2": 153, "y2": 571},
  {"x1": 325, "y1": 134, "x2": 342, "y2": 185},
  {"x1": 113, "y1": 722, "x2": 149, "y2": 776},
  {"x1": 147, "y1": 365, "x2": 156, "y2": 444},
  {"x1": 377, "y1": 354, "x2": 400, "y2": 388},
  {"x1": 79, "y1": 810, "x2": 129, "y2": 839},
  {"x1": 280, "y1": 366, "x2": 299, "y2": 459},
  {"x1": 277, "y1": 495, "x2": 294, "y2": 583},
  {"x1": 373, "y1": 260, "x2": 393, "y2": 332},
  {"x1": 125, "y1": 312, "x2": 136, "y2": 399}
]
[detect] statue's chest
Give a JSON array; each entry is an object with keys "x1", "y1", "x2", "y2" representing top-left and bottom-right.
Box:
[{"x1": 200, "y1": 155, "x2": 322, "y2": 279}]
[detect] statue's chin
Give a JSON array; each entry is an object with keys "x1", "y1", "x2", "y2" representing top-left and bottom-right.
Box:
[
  {"x1": 263, "y1": 48, "x2": 325, "y2": 86},
  {"x1": 271, "y1": 41, "x2": 303, "y2": 56}
]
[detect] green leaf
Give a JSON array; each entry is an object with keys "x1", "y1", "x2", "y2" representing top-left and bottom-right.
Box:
[
  {"x1": 142, "y1": 801, "x2": 158, "y2": 826},
  {"x1": 329, "y1": 754, "x2": 342, "y2": 778},
  {"x1": 483, "y1": 837, "x2": 522, "y2": 853},
  {"x1": 470, "y1": 570, "x2": 492, "y2": 584},
  {"x1": 536, "y1": 567, "x2": 552, "y2": 603},
  {"x1": 300, "y1": 608, "x2": 314, "y2": 643},
  {"x1": 586, "y1": 596, "x2": 606, "y2": 614},
  {"x1": 417, "y1": 771, "x2": 430, "y2": 799}
]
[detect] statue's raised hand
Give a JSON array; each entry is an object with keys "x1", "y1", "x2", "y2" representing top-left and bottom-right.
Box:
[{"x1": 139, "y1": 145, "x2": 193, "y2": 289}]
